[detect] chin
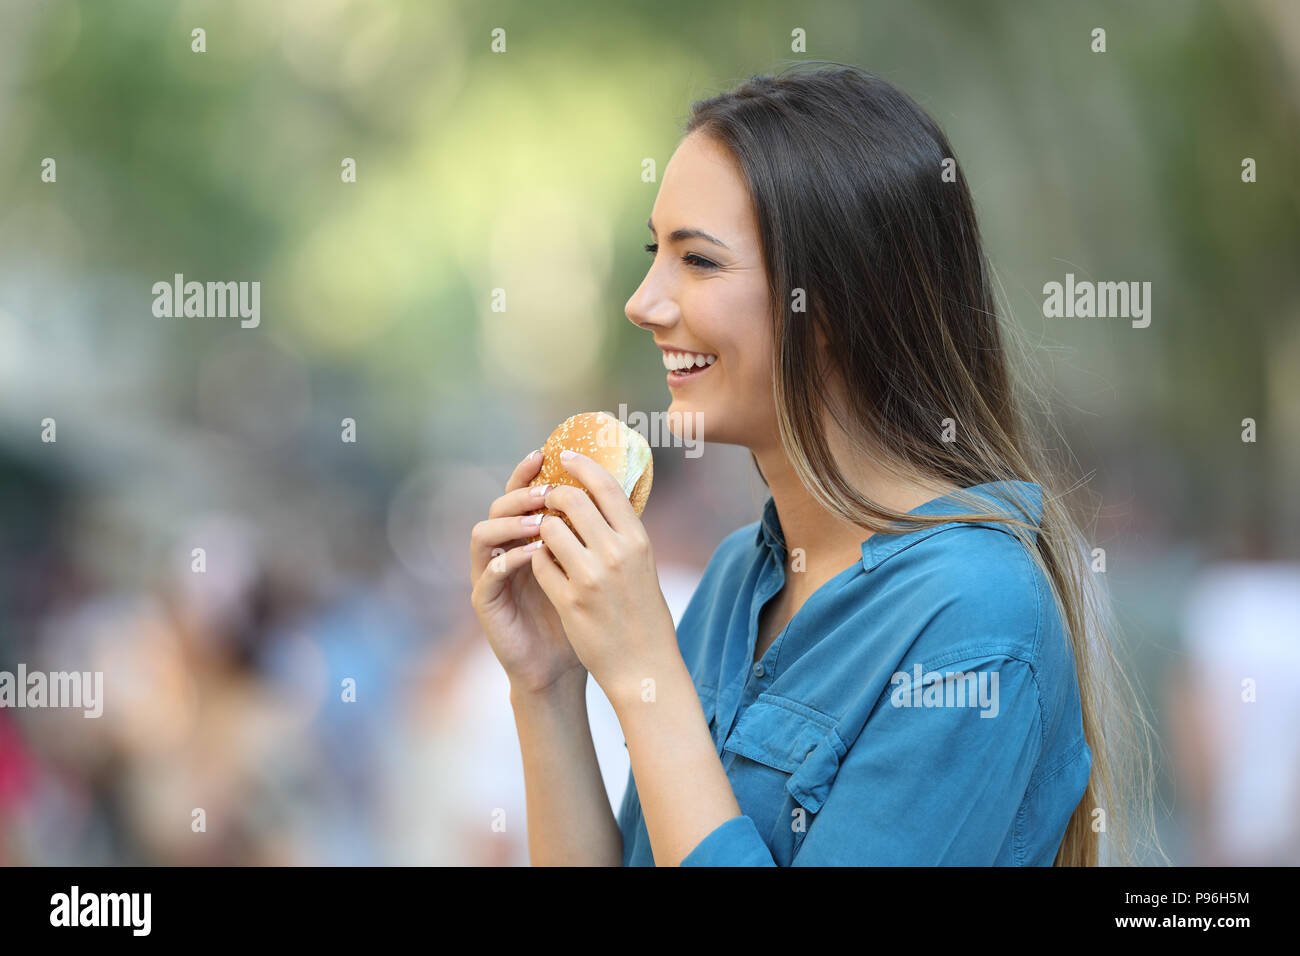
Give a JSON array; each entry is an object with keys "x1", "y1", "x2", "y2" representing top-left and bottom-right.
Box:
[{"x1": 666, "y1": 396, "x2": 729, "y2": 447}]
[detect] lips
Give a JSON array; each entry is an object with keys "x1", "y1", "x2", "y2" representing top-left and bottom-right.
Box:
[{"x1": 665, "y1": 359, "x2": 715, "y2": 386}]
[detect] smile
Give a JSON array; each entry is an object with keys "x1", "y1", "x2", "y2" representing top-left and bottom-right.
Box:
[
  {"x1": 661, "y1": 349, "x2": 717, "y2": 372},
  {"x1": 665, "y1": 356, "x2": 716, "y2": 386}
]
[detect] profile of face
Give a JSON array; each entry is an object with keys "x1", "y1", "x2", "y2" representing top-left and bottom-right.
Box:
[{"x1": 624, "y1": 131, "x2": 779, "y2": 451}]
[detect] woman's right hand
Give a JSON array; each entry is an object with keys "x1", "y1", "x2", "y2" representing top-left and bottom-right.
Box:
[{"x1": 469, "y1": 449, "x2": 586, "y2": 695}]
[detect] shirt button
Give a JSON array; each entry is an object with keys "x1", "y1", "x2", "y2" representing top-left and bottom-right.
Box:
[{"x1": 752, "y1": 663, "x2": 766, "y2": 678}]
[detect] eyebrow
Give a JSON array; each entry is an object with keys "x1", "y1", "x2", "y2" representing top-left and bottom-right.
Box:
[{"x1": 646, "y1": 218, "x2": 731, "y2": 251}]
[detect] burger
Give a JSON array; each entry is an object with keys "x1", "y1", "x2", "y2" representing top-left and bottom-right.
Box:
[{"x1": 525, "y1": 411, "x2": 653, "y2": 543}]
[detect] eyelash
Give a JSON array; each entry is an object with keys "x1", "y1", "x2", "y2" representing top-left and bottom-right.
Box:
[{"x1": 643, "y1": 243, "x2": 717, "y2": 270}]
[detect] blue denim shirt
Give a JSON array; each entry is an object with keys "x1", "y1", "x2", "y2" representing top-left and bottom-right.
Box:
[{"x1": 618, "y1": 481, "x2": 1091, "y2": 866}]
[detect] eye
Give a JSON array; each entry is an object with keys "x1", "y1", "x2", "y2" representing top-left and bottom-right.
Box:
[{"x1": 643, "y1": 243, "x2": 718, "y2": 270}]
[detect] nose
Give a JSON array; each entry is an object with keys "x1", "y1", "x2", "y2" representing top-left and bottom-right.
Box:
[{"x1": 624, "y1": 262, "x2": 680, "y2": 334}]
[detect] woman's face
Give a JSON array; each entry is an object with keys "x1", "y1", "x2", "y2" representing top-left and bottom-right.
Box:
[{"x1": 624, "y1": 132, "x2": 777, "y2": 450}]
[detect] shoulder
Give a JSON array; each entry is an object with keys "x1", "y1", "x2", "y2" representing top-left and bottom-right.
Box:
[
  {"x1": 870, "y1": 519, "x2": 1086, "y2": 761},
  {"x1": 878, "y1": 521, "x2": 1048, "y2": 666}
]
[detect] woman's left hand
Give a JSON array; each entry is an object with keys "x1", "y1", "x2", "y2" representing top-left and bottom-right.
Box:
[{"x1": 528, "y1": 449, "x2": 680, "y2": 704}]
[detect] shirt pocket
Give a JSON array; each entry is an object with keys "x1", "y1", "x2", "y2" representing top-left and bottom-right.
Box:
[{"x1": 720, "y1": 694, "x2": 847, "y2": 862}]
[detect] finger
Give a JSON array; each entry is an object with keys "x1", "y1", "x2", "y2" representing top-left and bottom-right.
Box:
[
  {"x1": 471, "y1": 513, "x2": 547, "y2": 577},
  {"x1": 558, "y1": 450, "x2": 640, "y2": 536},
  {"x1": 530, "y1": 541, "x2": 570, "y2": 605},
  {"x1": 474, "y1": 539, "x2": 546, "y2": 607},
  {"x1": 537, "y1": 513, "x2": 590, "y2": 580},
  {"x1": 541, "y1": 484, "x2": 611, "y2": 551},
  {"x1": 488, "y1": 482, "x2": 553, "y2": 520},
  {"x1": 504, "y1": 448, "x2": 545, "y2": 494}
]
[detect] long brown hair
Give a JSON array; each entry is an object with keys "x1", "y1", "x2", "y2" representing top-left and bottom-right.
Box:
[{"x1": 684, "y1": 63, "x2": 1161, "y2": 865}]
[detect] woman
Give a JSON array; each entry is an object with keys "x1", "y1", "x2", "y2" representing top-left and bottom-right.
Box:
[{"x1": 469, "y1": 64, "x2": 1154, "y2": 866}]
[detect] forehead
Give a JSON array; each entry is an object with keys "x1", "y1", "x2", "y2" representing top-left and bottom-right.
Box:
[{"x1": 653, "y1": 132, "x2": 757, "y2": 244}]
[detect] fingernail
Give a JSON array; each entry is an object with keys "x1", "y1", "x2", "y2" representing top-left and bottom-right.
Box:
[
  {"x1": 522, "y1": 513, "x2": 544, "y2": 526},
  {"x1": 525, "y1": 449, "x2": 541, "y2": 463},
  {"x1": 524, "y1": 540, "x2": 544, "y2": 551},
  {"x1": 560, "y1": 449, "x2": 575, "y2": 461},
  {"x1": 529, "y1": 483, "x2": 550, "y2": 496}
]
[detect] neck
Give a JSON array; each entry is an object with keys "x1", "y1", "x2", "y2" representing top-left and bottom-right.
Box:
[{"x1": 750, "y1": 419, "x2": 957, "y2": 582}]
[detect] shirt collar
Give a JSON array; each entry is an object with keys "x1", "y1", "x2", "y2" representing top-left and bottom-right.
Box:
[
  {"x1": 753, "y1": 481, "x2": 1044, "y2": 572},
  {"x1": 754, "y1": 495, "x2": 786, "y2": 558}
]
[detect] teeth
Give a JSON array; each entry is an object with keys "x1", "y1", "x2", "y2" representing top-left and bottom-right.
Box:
[{"x1": 661, "y1": 350, "x2": 718, "y2": 371}]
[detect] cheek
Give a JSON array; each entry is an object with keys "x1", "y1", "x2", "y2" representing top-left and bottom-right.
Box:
[
  {"x1": 705, "y1": 303, "x2": 766, "y2": 372},
  {"x1": 702, "y1": 350, "x2": 765, "y2": 420},
  {"x1": 727, "y1": 292, "x2": 771, "y2": 373},
  {"x1": 729, "y1": 333, "x2": 771, "y2": 396}
]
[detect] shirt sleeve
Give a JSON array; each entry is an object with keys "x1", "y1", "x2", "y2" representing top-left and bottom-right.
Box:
[{"x1": 680, "y1": 654, "x2": 1043, "y2": 866}]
